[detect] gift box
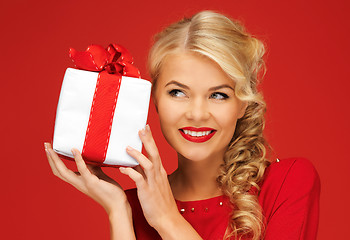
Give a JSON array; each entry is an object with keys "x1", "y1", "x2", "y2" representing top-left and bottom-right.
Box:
[{"x1": 52, "y1": 44, "x2": 152, "y2": 167}]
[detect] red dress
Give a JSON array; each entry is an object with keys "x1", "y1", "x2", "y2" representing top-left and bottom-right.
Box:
[{"x1": 125, "y1": 157, "x2": 320, "y2": 239}]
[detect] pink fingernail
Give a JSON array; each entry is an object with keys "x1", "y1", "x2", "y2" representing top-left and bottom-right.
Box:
[
  {"x1": 140, "y1": 128, "x2": 146, "y2": 136},
  {"x1": 146, "y1": 124, "x2": 150, "y2": 132},
  {"x1": 126, "y1": 146, "x2": 133, "y2": 151},
  {"x1": 71, "y1": 149, "x2": 76, "y2": 156}
]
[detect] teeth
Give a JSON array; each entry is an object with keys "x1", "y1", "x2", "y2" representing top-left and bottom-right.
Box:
[{"x1": 182, "y1": 130, "x2": 212, "y2": 137}]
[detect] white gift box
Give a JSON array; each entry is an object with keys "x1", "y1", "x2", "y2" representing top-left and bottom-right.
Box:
[{"x1": 53, "y1": 68, "x2": 152, "y2": 167}]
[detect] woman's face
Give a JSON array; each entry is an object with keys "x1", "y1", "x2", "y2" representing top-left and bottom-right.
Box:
[{"x1": 153, "y1": 52, "x2": 247, "y2": 162}]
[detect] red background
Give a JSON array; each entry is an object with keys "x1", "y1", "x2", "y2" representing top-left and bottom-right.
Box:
[{"x1": 1, "y1": 0, "x2": 349, "y2": 239}]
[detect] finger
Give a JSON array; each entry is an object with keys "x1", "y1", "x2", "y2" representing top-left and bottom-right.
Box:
[
  {"x1": 85, "y1": 166, "x2": 115, "y2": 185},
  {"x1": 71, "y1": 148, "x2": 91, "y2": 178},
  {"x1": 134, "y1": 164, "x2": 146, "y2": 179},
  {"x1": 45, "y1": 144, "x2": 81, "y2": 187},
  {"x1": 119, "y1": 167, "x2": 146, "y2": 188},
  {"x1": 86, "y1": 165, "x2": 106, "y2": 178},
  {"x1": 138, "y1": 125, "x2": 162, "y2": 168},
  {"x1": 44, "y1": 143, "x2": 68, "y2": 181},
  {"x1": 45, "y1": 147, "x2": 63, "y2": 179},
  {"x1": 45, "y1": 143, "x2": 61, "y2": 177},
  {"x1": 96, "y1": 170, "x2": 120, "y2": 186},
  {"x1": 87, "y1": 164, "x2": 102, "y2": 173},
  {"x1": 126, "y1": 146, "x2": 154, "y2": 178}
]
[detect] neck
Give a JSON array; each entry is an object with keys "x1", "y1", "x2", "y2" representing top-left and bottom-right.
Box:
[{"x1": 169, "y1": 153, "x2": 224, "y2": 201}]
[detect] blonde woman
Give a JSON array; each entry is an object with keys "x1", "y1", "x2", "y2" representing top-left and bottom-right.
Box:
[{"x1": 44, "y1": 10, "x2": 320, "y2": 240}]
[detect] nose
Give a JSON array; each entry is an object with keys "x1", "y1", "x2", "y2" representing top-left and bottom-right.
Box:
[{"x1": 185, "y1": 97, "x2": 210, "y2": 121}]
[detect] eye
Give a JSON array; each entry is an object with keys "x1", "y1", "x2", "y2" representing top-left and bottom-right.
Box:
[
  {"x1": 168, "y1": 89, "x2": 186, "y2": 98},
  {"x1": 210, "y1": 92, "x2": 229, "y2": 100}
]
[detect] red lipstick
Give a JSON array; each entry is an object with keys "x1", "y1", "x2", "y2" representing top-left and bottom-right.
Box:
[{"x1": 179, "y1": 127, "x2": 216, "y2": 143}]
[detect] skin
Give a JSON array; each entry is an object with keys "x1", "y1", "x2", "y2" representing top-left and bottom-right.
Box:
[
  {"x1": 155, "y1": 53, "x2": 247, "y2": 201},
  {"x1": 44, "y1": 52, "x2": 247, "y2": 240}
]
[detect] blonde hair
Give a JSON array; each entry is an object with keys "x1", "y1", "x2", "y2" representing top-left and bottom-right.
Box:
[{"x1": 148, "y1": 11, "x2": 271, "y2": 240}]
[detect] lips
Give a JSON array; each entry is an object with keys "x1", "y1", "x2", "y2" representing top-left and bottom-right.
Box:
[{"x1": 179, "y1": 127, "x2": 216, "y2": 143}]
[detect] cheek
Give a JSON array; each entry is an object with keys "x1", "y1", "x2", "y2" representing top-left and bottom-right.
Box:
[
  {"x1": 157, "y1": 98, "x2": 180, "y2": 130},
  {"x1": 156, "y1": 100, "x2": 183, "y2": 148},
  {"x1": 213, "y1": 104, "x2": 241, "y2": 134}
]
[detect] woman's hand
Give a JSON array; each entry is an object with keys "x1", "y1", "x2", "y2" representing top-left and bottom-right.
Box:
[
  {"x1": 44, "y1": 143, "x2": 127, "y2": 216},
  {"x1": 119, "y1": 125, "x2": 179, "y2": 229},
  {"x1": 119, "y1": 125, "x2": 202, "y2": 240}
]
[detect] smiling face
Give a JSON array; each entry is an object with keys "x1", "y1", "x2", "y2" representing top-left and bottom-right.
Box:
[{"x1": 153, "y1": 52, "x2": 247, "y2": 163}]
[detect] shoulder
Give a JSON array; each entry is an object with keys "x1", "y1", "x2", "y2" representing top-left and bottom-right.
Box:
[
  {"x1": 261, "y1": 157, "x2": 320, "y2": 192},
  {"x1": 259, "y1": 157, "x2": 321, "y2": 222}
]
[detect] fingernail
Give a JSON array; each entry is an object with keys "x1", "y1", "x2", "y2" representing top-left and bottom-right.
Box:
[
  {"x1": 44, "y1": 142, "x2": 48, "y2": 149},
  {"x1": 71, "y1": 149, "x2": 76, "y2": 156},
  {"x1": 146, "y1": 124, "x2": 150, "y2": 132},
  {"x1": 126, "y1": 146, "x2": 133, "y2": 151},
  {"x1": 140, "y1": 128, "x2": 146, "y2": 136}
]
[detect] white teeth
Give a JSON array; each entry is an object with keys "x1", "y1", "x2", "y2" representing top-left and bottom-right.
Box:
[{"x1": 182, "y1": 130, "x2": 212, "y2": 137}]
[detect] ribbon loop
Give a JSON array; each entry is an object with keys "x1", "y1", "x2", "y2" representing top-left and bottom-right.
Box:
[{"x1": 69, "y1": 43, "x2": 141, "y2": 78}]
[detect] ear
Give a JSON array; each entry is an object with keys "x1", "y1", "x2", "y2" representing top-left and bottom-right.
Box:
[
  {"x1": 238, "y1": 101, "x2": 248, "y2": 119},
  {"x1": 151, "y1": 93, "x2": 159, "y2": 113}
]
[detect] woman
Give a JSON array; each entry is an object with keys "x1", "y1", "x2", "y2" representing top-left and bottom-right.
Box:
[{"x1": 44, "y1": 11, "x2": 320, "y2": 240}]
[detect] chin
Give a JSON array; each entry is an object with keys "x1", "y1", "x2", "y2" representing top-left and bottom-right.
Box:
[
  {"x1": 177, "y1": 144, "x2": 224, "y2": 163},
  {"x1": 179, "y1": 151, "x2": 208, "y2": 162}
]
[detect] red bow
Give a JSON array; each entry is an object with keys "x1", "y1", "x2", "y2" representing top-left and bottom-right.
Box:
[{"x1": 69, "y1": 44, "x2": 141, "y2": 78}]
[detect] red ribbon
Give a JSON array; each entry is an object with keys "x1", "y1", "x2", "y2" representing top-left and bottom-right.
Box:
[{"x1": 69, "y1": 44, "x2": 141, "y2": 163}]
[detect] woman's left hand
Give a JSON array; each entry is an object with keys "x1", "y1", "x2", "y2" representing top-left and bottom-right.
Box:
[{"x1": 119, "y1": 124, "x2": 179, "y2": 230}]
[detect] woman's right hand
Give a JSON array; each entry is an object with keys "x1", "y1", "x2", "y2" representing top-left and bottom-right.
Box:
[{"x1": 44, "y1": 142, "x2": 128, "y2": 216}]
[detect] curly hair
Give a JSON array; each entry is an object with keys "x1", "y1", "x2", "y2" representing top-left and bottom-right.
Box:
[{"x1": 148, "y1": 10, "x2": 271, "y2": 240}]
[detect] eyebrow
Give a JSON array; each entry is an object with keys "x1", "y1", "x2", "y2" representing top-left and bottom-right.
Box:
[
  {"x1": 165, "y1": 80, "x2": 189, "y2": 89},
  {"x1": 165, "y1": 80, "x2": 234, "y2": 91}
]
